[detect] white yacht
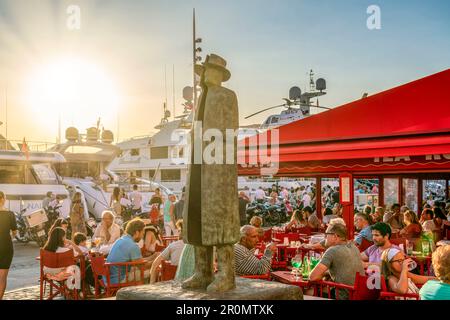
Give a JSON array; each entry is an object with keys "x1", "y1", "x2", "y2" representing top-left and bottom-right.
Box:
[
  {"x1": 108, "y1": 71, "x2": 329, "y2": 195},
  {"x1": 108, "y1": 115, "x2": 191, "y2": 196},
  {"x1": 0, "y1": 135, "x2": 71, "y2": 217},
  {"x1": 50, "y1": 127, "x2": 172, "y2": 220}
]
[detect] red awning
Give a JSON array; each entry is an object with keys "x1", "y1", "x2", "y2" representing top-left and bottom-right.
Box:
[
  {"x1": 242, "y1": 68, "x2": 450, "y2": 147},
  {"x1": 238, "y1": 69, "x2": 450, "y2": 176},
  {"x1": 276, "y1": 134, "x2": 450, "y2": 162}
]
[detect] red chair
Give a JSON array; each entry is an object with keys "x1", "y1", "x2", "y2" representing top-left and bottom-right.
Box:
[
  {"x1": 89, "y1": 253, "x2": 147, "y2": 298},
  {"x1": 357, "y1": 238, "x2": 374, "y2": 252},
  {"x1": 390, "y1": 237, "x2": 407, "y2": 249},
  {"x1": 273, "y1": 232, "x2": 300, "y2": 242},
  {"x1": 160, "y1": 260, "x2": 178, "y2": 281},
  {"x1": 313, "y1": 272, "x2": 380, "y2": 300},
  {"x1": 260, "y1": 228, "x2": 273, "y2": 243},
  {"x1": 379, "y1": 275, "x2": 420, "y2": 300},
  {"x1": 294, "y1": 226, "x2": 312, "y2": 235},
  {"x1": 39, "y1": 249, "x2": 79, "y2": 300},
  {"x1": 162, "y1": 235, "x2": 179, "y2": 247}
]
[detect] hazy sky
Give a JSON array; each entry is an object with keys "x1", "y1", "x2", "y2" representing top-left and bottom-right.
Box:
[{"x1": 0, "y1": 0, "x2": 449, "y2": 144}]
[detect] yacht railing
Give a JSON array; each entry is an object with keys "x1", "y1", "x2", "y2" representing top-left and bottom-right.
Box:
[{"x1": 0, "y1": 139, "x2": 56, "y2": 152}]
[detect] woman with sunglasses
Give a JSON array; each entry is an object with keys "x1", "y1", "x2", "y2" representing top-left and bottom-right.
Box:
[{"x1": 381, "y1": 248, "x2": 435, "y2": 294}]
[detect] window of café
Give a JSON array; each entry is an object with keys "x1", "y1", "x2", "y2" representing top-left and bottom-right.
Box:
[
  {"x1": 354, "y1": 179, "x2": 379, "y2": 212},
  {"x1": 384, "y1": 178, "x2": 399, "y2": 209},
  {"x1": 320, "y1": 178, "x2": 339, "y2": 209},
  {"x1": 403, "y1": 178, "x2": 418, "y2": 213},
  {"x1": 422, "y1": 179, "x2": 446, "y2": 206},
  {"x1": 161, "y1": 169, "x2": 181, "y2": 182}
]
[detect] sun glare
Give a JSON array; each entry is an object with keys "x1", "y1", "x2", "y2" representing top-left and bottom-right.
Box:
[{"x1": 24, "y1": 57, "x2": 121, "y2": 126}]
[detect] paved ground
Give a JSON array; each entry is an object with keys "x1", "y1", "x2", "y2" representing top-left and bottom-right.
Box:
[
  {"x1": 3, "y1": 241, "x2": 41, "y2": 300},
  {"x1": 7, "y1": 241, "x2": 41, "y2": 291}
]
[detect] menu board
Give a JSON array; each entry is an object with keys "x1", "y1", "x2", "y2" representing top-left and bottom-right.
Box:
[{"x1": 340, "y1": 176, "x2": 351, "y2": 204}]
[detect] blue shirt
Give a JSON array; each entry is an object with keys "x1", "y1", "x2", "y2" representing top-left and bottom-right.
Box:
[
  {"x1": 163, "y1": 200, "x2": 172, "y2": 223},
  {"x1": 419, "y1": 280, "x2": 450, "y2": 300},
  {"x1": 354, "y1": 225, "x2": 373, "y2": 246},
  {"x1": 105, "y1": 235, "x2": 142, "y2": 284}
]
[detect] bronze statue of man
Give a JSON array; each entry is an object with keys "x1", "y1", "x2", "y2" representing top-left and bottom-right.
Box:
[{"x1": 182, "y1": 54, "x2": 240, "y2": 293}]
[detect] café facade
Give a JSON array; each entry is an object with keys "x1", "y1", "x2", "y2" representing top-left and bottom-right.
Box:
[{"x1": 238, "y1": 69, "x2": 450, "y2": 238}]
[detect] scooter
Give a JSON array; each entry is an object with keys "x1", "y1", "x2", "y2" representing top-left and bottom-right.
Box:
[{"x1": 15, "y1": 207, "x2": 49, "y2": 247}]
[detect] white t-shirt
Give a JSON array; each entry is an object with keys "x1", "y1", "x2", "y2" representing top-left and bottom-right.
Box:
[
  {"x1": 302, "y1": 193, "x2": 312, "y2": 207},
  {"x1": 160, "y1": 240, "x2": 185, "y2": 266},
  {"x1": 129, "y1": 191, "x2": 143, "y2": 210},
  {"x1": 255, "y1": 189, "x2": 266, "y2": 200},
  {"x1": 93, "y1": 223, "x2": 122, "y2": 245},
  {"x1": 422, "y1": 220, "x2": 437, "y2": 232}
]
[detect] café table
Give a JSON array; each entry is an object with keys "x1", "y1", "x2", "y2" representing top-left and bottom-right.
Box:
[
  {"x1": 409, "y1": 253, "x2": 432, "y2": 276},
  {"x1": 271, "y1": 271, "x2": 318, "y2": 295}
]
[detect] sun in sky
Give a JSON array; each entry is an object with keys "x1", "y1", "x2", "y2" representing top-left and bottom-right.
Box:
[{"x1": 23, "y1": 56, "x2": 121, "y2": 136}]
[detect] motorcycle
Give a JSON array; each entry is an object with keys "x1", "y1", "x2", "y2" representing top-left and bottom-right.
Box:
[
  {"x1": 44, "y1": 203, "x2": 63, "y2": 232},
  {"x1": 246, "y1": 197, "x2": 290, "y2": 227},
  {"x1": 15, "y1": 208, "x2": 49, "y2": 247}
]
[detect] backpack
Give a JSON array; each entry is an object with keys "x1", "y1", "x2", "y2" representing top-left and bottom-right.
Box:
[{"x1": 149, "y1": 204, "x2": 160, "y2": 224}]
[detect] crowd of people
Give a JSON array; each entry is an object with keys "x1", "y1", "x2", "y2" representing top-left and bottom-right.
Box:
[{"x1": 1, "y1": 182, "x2": 450, "y2": 300}]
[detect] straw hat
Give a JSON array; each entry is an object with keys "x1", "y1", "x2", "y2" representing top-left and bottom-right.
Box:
[{"x1": 194, "y1": 53, "x2": 231, "y2": 82}]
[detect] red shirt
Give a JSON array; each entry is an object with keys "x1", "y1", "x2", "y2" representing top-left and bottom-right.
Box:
[{"x1": 401, "y1": 223, "x2": 422, "y2": 238}]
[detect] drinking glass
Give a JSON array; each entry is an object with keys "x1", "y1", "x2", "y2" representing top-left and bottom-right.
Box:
[
  {"x1": 86, "y1": 237, "x2": 92, "y2": 250},
  {"x1": 407, "y1": 260, "x2": 418, "y2": 271},
  {"x1": 94, "y1": 237, "x2": 102, "y2": 248},
  {"x1": 406, "y1": 241, "x2": 414, "y2": 255},
  {"x1": 422, "y1": 240, "x2": 430, "y2": 256},
  {"x1": 291, "y1": 255, "x2": 302, "y2": 280}
]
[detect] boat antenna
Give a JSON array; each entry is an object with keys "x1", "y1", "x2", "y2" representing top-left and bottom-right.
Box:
[
  {"x1": 173, "y1": 64, "x2": 176, "y2": 118},
  {"x1": 165, "y1": 65, "x2": 168, "y2": 109},
  {"x1": 5, "y1": 84, "x2": 8, "y2": 146},
  {"x1": 193, "y1": 8, "x2": 202, "y2": 110},
  {"x1": 309, "y1": 69, "x2": 315, "y2": 92}
]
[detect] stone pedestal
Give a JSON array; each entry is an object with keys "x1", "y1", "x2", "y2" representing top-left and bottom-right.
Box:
[{"x1": 116, "y1": 278, "x2": 303, "y2": 300}]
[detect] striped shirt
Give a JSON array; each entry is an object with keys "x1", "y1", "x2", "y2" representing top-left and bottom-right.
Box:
[{"x1": 234, "y1": 243, "x2": 272, "y2": 276}]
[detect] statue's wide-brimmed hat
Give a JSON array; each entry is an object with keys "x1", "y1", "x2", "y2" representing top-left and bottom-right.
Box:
[{"x1": 194, "y1": 54, "x2": 231, "y2": 82}]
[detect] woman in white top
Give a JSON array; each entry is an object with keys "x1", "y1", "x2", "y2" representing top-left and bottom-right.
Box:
[
  {"x1": 381, "y1": 248, "x2": 435, "y2": 295},
  {"x1": 42, "y1": 227, "x2": 83, "y2": 290}
]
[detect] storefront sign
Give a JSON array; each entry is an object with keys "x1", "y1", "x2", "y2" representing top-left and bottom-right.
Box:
[{"x1": 339, "y1": 173, "x2": 353, "y2": 205}]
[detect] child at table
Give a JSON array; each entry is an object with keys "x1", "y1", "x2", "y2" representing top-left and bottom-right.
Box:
[{"x1": 73, "y1": 233, "x2": 90, "y2": 256}]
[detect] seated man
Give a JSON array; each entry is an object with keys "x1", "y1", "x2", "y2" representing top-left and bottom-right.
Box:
[
  {"x1": 106, "y1": 218, "x2": 151, "y2": 284},
  {"x1": 383, "y1": 203, "x2": 405, "y2": 231},
  {"x1": 370, "y1": 207, "x2": 384, "y2": 224},
  {"x1": 309, "y1": 224, "x2": 365, "y2": 300},
  {"x1": 304, "y1": 206, "x2": 321, "y2": 230},
  {"x1": 354, "y1": 213, "x2": 373, "y2": 247},
  {"x1": 234, "y1": 225, "x2": 277, "y2": 276},
  {"x1": 420, "y1": 209, "x2": 437, "y2": 233},
  {"x1": 360, "y1": 222, "x2": 399, "y2": 268},
  {"x1": 149, "y1": 220, "x2": 186, "y2": 283},
  {"x1": 93, "y1": 210, "x2": 121, "y2": 247}
]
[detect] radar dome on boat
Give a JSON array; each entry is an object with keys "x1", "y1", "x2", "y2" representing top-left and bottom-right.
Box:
[
  {"x1": 101, "y1": 130, "x2": 114, "y2": 144},
  {"x1": 65, "y1": 127, "x2": 79, "y2": 142},
  {"x1": 86, "y1": 127, "x2": 99, "y2": 142}
]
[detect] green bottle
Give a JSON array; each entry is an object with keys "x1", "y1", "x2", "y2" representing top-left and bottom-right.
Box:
[{"x1": 302, "y1": 256, "x2": 310, "y2": 280}]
